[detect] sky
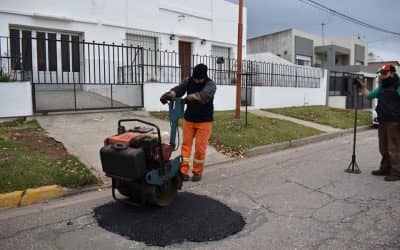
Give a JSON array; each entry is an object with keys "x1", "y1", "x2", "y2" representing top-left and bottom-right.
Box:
[{"x1": 226, "y1": 0, "x2": 400, "y2": 61}]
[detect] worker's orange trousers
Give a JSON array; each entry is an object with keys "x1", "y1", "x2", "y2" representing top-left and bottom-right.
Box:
[{"x1": 180, "y1": 120, "x2": 212, "y2": 176}]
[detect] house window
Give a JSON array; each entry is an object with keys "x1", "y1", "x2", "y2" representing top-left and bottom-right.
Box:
[
  {"x1": 125, "y1": 33, "x2": 157, "y2": 78},
  {"x1": 61, "y1": 34, "x2": 70, "y2": 72},
  {"x1": 9, "y1": 28, "x2": 80, "y2": 73},
  {"x1": 71, "y1": 36, "x2": 80, "y2": 72},
  {"x1": 61, "y1": 34, "x2": 80, "y2": 72},
  {"x1": 126, "y1": 34, "x2": 157, "y2": 50},
  {"x1": 295, "y1": 54, "x2": 311, "y2": 66},
  {"x1": 48, "y1": 33, "x2": 57, "y2": 71},
  {"x1": 10, "y1": 29, "x2": 21, "y2": 70},
  {"x1": 36, "y1": 32, "x2": 46, "y2": 71},
  {"x1": 21, "y1": 30, "x2": 32, "y2": 71},
  {"x1": 10, "y1": 29, "x2": 33, "y2": 71},
  {"x1": 212, "y1": 45, "x2": 231, "y2": 59}
]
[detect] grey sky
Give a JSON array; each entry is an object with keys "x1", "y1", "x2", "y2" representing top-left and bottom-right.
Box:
[{"x1": 227, "y1": 0, "x2": 400, "y2": 61}]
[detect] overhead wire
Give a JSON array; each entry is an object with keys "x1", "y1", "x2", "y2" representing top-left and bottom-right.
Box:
[{"x1": 298, "y1": 0, "x2": 400, "y2": 36}]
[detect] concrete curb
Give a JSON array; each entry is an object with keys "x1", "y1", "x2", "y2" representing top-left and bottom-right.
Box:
[
  {"x1": 0, "y1": 185, "x2": 64, "y2": 209},
  {"x1": 0, "y1": 191, "x2": 24, "y2": 208},
  {"x1": 245, "y1": 125, "x2": 373, "y2": 158}
]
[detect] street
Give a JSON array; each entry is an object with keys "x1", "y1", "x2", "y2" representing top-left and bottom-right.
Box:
[{"x1": 1, "y1": 129, "x2": 400, "y2": 250}]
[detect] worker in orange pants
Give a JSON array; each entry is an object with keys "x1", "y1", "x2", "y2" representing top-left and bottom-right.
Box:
[
  {"x1": 180, "y1": 121, "x2": 212, "y2": 180},
  {"x1": 160, "y1": 64, "x2": 216, "y2": 182}
]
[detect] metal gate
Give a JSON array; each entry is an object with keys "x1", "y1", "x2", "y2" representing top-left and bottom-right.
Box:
[
  {"x1": 1, "y1": 34, "x2": 144, "y2": 112},
  {"x1": 329, "y1": 71, "x2": 371, "y2": 109}
]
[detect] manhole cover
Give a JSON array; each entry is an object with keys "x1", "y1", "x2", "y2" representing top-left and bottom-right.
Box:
[{"x1": 94, "y1": 192, "x2": 245, "y2": 246}]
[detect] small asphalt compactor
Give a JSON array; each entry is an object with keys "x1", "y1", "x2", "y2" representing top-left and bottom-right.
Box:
[{"x1": 100, "y1": 98, "x2": 185, "y2": 207}]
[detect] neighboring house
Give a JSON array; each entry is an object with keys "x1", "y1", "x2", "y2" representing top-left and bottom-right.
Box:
[
  {"x1": 247, "y1": 29, "x2": 368, "y2": 68},
  {"x1": 0, "y1": 0, "x2": 247, "y2": 112},
  {"x1": 247, "y1": 29, "x2": 375, "y2": 109}
]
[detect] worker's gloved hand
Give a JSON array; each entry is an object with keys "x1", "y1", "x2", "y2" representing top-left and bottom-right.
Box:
[
  {"x1": 160, "y1": 91, "x2": 176, "y2": 104},
  {"x1": 353, "y1": 78, "x2": 365, "y2": 89},
  {"x1": 186, "y1": 93, "x2": 202, "y2": 102}
]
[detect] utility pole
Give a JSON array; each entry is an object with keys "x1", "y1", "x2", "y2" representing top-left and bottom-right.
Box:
[
  {"x1": 235, "y1": 0, "x2": 243, "y2": 122},
  {"x1": 321, "y1": 22, "x2": 326, "y2": 45}
]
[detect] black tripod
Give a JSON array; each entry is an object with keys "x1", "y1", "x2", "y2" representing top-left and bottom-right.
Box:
[{"x1": 345, "y1": 80, "x2": 361, "y2": 174}]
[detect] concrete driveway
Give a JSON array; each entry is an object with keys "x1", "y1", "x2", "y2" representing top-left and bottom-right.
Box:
[{"x1": 36, "y1": 110, "x2": 229, "y2": 181}]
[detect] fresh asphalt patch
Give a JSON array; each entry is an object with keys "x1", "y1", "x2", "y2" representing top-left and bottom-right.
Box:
[{"x1": 94, "y1": 192, "x2": 245, "y2": 246}]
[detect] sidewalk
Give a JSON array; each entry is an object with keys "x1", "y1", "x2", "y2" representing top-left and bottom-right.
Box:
[{"x1": 248, "y1": 109, "x2": 343, "y2": 133}]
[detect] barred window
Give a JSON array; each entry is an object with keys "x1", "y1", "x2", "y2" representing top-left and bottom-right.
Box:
[
  {"x1": 212, "y1": 45, "x2": 231, "y2": 59},
  {"x1": 125, "y1": 34, "x2": 157, "y2": 50}
]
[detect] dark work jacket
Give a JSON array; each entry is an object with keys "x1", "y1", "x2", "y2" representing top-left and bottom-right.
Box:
[
  {"x1": 171, "y1": 77, "x2": 216, "y2": 122},
  {"x1": 376, "y1": 74, "x2": 400, "y2": 122}
]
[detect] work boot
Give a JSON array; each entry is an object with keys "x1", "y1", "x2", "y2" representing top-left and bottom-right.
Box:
[
  {"x1": 384, "y1": 175, "x2": 400, "y2": 182},
  {"x1": 191, "y1": 174, "x2": 202, "y2": 182},
  {"x1": 371, "y1": 169, "x2": 391, "y2": 176},
  {"x1": 182, "y1": 174, "x2": 190, "y2": 182}
]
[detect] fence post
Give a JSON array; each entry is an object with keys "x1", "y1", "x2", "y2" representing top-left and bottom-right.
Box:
[
  {"x1": 271, "y1": 63, "x2": 274, "y2": 87},
  {"x1": 140, "y1": 47, "x2": 145, "y2": 108}
]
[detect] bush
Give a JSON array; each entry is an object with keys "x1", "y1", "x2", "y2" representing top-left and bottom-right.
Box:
[{"x1": 0, "y1": 70, "x2": 11, "y2": 82}]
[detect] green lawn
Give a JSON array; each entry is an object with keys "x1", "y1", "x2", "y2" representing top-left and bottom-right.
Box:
[
  {"x1": 264, "y1": 106, "x2": 371, "y2": 129},
  {"x1": 0, "y1": 119, "x2": 97, "y2": 193},
  {"x1": 151, "y1": 111, "x2": 321, "y2": 154}
]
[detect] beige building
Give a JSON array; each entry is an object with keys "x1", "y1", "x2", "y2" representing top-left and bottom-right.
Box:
[{"x1": 247, "y1": 29, "x2": 368, "y2": 69}]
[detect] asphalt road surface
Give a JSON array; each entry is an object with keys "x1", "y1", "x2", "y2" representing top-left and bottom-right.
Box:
[{"x1": 1, "y1": 130, "x2": 400, "y2": 250}]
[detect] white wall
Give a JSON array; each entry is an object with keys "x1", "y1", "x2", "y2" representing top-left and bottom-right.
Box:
[
  {"x1": 213, "y1": 85, "x2": 236, "y2": 111},
  {"x1": 253, "y1": 69, "x2": 328, "y2": 108},
  {"x1": 143, "y1": 70, "x2": 328, "y2": 111},
  {"x1": 328, "y1": 96, "x2": 347, "y2": 109},
  {"x1": 143, "y1": 83, "x2": 175, "y2": 111},
  {"x1": 0, "y1": 82, "x2": 33, "y2": 118}
]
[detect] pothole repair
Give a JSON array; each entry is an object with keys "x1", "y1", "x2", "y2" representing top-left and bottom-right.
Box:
[{"x1": 94, "y1": 192, "x2": 246, "y2": 246}]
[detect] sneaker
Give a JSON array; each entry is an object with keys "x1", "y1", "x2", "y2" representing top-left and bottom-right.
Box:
[
  {"x1": 182, "y1": 174, "x2": 190, "y2": 182},
  {"x1": 191, "y1": 174, "x2": 202, "y2": 182},
  {"x1": 384, "y1": 175, "x2": 400, "y2": 182},
  {"x1": 371, "y1": 169, "x2": 390, "y2": 176}
]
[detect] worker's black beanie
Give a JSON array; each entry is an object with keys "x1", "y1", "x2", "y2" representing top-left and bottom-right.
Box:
[{"x1": 193, "y1": 64, "x2": 208, "y2": 79}]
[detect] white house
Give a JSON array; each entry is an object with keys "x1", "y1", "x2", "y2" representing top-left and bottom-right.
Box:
[
  {"x1": 0, "y1": 0, "x2": 247, "y2": 112},
  {"x1": 0, "y1": 1, "x2": 329, "y2": 115}
]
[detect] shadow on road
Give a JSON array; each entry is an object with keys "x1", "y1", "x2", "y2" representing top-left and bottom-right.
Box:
[{"x1": 93, "y1": 192, "x2": 245, "y2": 246}]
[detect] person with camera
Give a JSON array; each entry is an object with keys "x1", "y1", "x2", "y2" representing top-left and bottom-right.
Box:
[
  {"x1": 159, "y1": 64, "x2": 216, "y2": 182},
  {"x1": 355, "y1": 64, "x2": 400, "y2": 181}
]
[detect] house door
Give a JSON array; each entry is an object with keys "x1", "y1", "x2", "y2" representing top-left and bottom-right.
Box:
[{"x1": 179, "y1": 41, "x2": 191, "y2": 80}]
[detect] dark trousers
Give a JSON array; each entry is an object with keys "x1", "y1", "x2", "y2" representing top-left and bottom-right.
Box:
[{"x1": 378, "y1": 122, "x2": 400, "y2": 175}]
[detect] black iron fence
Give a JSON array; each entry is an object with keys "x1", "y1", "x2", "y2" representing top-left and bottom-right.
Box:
[
  {"x1": 0, "y1": 35, "x2": 324, "y2": 112},
  {"x1": 0, "y1": 35, "x2": 144, "y2": 112},
  {"x1": 0, "y1": 35, "x2": 145, "y2": 85},
  {"x1": 0, "y1": 35, "x2": 323, "y2": 88},
  {"x1": 134, "y1": 48, "x2": 322, "y2": 88}
]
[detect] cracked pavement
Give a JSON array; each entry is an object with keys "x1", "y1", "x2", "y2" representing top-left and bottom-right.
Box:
[{"x1": 1, "y1": 129, "x2": 400, "y2": 249}]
